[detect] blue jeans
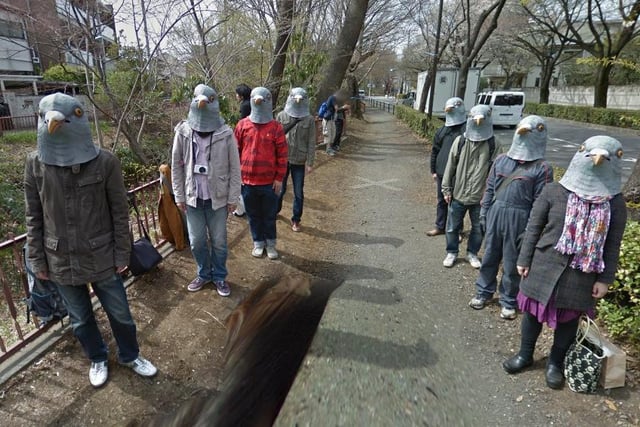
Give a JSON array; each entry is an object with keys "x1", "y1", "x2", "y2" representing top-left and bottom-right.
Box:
[
  {"x1": 242, "y1": 184, "x2": 278, "y2": 246},
  {"x1": 56, "y1": 275, "x2": 139, "y2": 364},
  {"x1": 186, "y1": 198, "x2": 228, "y2": 282},
  {"x1": 445, "y1": 199, "x2": 483, "y2": 255},
  {"x1": 278, "y1": 163, "x2": 306, "y2": 223}
]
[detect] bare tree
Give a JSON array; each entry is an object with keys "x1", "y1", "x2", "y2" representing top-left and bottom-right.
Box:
[
  {"x1": 315, "y1": 0, "x2": 370, "y2": 108},
  {"x1": 450, "y1": 0, "x2": 508, "y2": 98},
  {"x1": 265, "y1": 0, "x2": 295, "y2": 106},
  {"x1": 522, "y1": 0, "x2": 640, "y2": 108}
]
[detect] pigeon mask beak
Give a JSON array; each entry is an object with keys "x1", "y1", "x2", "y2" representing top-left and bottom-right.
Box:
[
  {"x1": 589, "y1": 148, "x2": 609, "y2": 166},
  {"x1": 294, "y1": 95, "x2": 303, "y2": 103},
  {"x1": 474, "y1": 116, "x2": 484, "y2": 126},
  {"x1": 516, "y1": 125, "x2": 532, "y2": 135},
  {"x1": 254, "y1": 96, "x2": 264, "y2": 105},
  {"x1": 445, "y1": 106, "x2": 453, "y2": 113},
  {"x1": 45, "y1": 110, "x2": 65, "y2": 134}
]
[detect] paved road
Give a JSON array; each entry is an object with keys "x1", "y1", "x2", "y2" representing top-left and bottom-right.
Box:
[
  {"x1": 275, "y1": 108, "x2": 638, "y2": 426},
  {"x1": 493, "y1": 118, "x2": 639, "y2": 182}
]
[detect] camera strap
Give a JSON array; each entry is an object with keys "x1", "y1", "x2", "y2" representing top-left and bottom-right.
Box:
[{"x1": 191, "y1": 131, "x2": 215, "y2": 165}]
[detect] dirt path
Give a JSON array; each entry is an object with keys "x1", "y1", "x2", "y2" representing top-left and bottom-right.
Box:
[{"x1": 0, "y1": 108, "x2": 638, "y2": 426}]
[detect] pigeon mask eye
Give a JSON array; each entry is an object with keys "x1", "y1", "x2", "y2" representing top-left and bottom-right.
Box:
[
  {"x1": 536, "y1": 123, "x2": 545, "y2": 132},
  {"x1": 74, "y1": 107, "x2": 84, "y2": 117},
  {"x1": 209, "y1": 95, "x2": 216, "y2": 102},
  {"x1": 616, "y1": 149, "x2": 623, "y2": 158},
  {"x1": 578, "y1": 145, "x2": 585, "y2": 152}
]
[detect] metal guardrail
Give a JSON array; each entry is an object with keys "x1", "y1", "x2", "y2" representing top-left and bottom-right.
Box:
[
  {"x1": 0, "y1": 178, "x2": 164, "y2": 365},
  {"x1": 367, "y1": 98, "x2": 396, "y2": 114}
]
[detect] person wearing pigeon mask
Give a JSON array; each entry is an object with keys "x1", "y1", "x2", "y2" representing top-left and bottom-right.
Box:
[
  {"x1": 427, "y1": 97, "x2": 466, "y2": 237},
  {"x1": 234, "y1": 87, "x2": 288, "y2": 259},
  {"x1": 276, "y1": 87, "x2": 316, "y2": 232},
  {"x1": 469, "y1": 116, "x2": 553, "y2": 320},
  {"x1": 24, "y1": 93, "x2": 157, "y2": 388},
  {"x1": 441, "y1": 104, "x2": 496, "y2": 269},
  {"x1": 171, "y1": 84, "x2": 242, "y2": 297},
  {"x1": 503, "y1": 136, "x2": 627, "y2": 390}
]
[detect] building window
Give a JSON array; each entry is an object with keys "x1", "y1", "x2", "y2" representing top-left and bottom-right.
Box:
[
  {"x1": 0, "y1": 19, "x2": 25, "y2": 39},
  {"x1": 535, "y1": 77, "x2": 540, "y2": 88}
]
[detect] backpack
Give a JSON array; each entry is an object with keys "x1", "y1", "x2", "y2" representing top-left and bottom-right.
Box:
[
  {"x1": 317, "y1": 102, "x2": 328, "y2": 119},
  {"x1": 23, "y1": 246, "x2": 67, "y2": 327},
  {"x1": 456, "y1": 135, "x2": 496, "y2": 161}
]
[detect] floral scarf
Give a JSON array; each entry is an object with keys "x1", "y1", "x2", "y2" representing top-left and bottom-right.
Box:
[{"x1": 554, "y1": 192, "x2": 612, "y2": 273}]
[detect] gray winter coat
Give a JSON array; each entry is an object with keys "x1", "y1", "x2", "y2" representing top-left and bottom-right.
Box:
[
  {"x1": 517, "y1": 183, "x2": 627, "y2": 311},
  {"x1": 24, "y1": 150, "x2": 131, "y2": 286},
  {"x1": 171, "y1": 121, "x2": 242, "y2": 210},
  {"x1": 275, "y1": 112, "x2": 316, "y2": 167}
]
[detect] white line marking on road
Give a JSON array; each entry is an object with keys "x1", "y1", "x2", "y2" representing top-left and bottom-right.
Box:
[{"x1": 350, "y1": 176, "x2": 402, "y2": 191}]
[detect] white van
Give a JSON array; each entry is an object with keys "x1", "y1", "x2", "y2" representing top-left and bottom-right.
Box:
[{"x1": 476, "y1": 91, "x2": 525, "y2": 128}]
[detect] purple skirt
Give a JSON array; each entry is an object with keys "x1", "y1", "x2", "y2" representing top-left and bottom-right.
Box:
[{"x1": 517, "y1": 292, "x2": 593, "y2": 330}]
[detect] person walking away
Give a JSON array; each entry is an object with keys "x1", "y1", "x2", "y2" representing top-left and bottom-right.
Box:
[
  {"x1": 276, "y1": 87, "x2": 316, "y2": 232},
  {"x1": 232, "y1": 83, "x2": 252, "y2": 217},
  {"x1": 502, "y1": 136, "x2": 627, "y2": 390},
  {"x1": 171, "y1": 84, "x2": 241, "y2": 296},
  {"x1": 24, "y1": 93, "x2": 157, "y2": 388},
  {"x1": 331, "y1": 101, "x2": 350, "y2": 152},
  {"x1": 234, "y1": 87, "x2": 288, "y2": 259},
  {"x1": 427, "y1": 97, "x2": 466, "y2": 237},
  {"x1": 468, "y1": 116, "x2": 553, "y2": 320},
  {"x1": 320, "y1": 90, "x2": 349, "y2": 156},
  {"x1": 441, "y1": 104, "x2": 496, "y2": 268}
]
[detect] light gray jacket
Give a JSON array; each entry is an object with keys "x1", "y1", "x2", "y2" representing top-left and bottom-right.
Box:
[{"x1": 171, "y1": 121, "x2": 241, "y2": 210}]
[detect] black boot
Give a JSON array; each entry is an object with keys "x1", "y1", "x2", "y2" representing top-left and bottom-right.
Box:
[
  {"x1": 545, "y1": 364, "x2": 564, "y2": 389},
  {"x1": 503, "y1": 355, "x2": 533, "y2": 374},
  {"x1": 502, "y1": 312, "x2": 542, "y2": 374}
]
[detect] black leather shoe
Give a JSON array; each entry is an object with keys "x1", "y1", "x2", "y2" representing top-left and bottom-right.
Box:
[
  {"x1": 502, "y1": 355, "x2": 533, "y2": 374},
  {"x1": 545, "y1": 364, "x2": 564, "y2": 389}
]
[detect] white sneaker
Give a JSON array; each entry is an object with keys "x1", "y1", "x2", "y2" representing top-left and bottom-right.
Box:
[
  {"x1": 266, "y1": 246, "x2": 279, "y2": 260},
  {"x1": 443, "y1": 253, "x2": 457, "y2": 268},
  {"x1": 89, "y1": 361, "x2": 108, "y2": 387},
  {"x1": 121, "y1": 356, "x2": 157, "y2": 377},
  {"x1": 252, "y1": 246, "x2": 264, "y2": 258},
  {"x1": 466, "y1": 254, "x2": 482, "y2": 269},
  {"x1": 500, "y1": 307, "x2": 517, "y2": 320}
]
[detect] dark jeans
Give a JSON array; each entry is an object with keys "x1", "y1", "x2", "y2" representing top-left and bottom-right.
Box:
[
  {"x1": 56, "y1": 274, "x2": 139, "y2": 363},
  {"x1": 332, "y1": 119, "x2": 344, "y2": 148},
  {"x1": 242, "y1": 183, "x2": 278, "y2": 245},
  {"x1": 278, "y1": 163, "x2": 306, "y2": 223},
  {"x1": 445, "y1": 199, "x2": 482, "y2": 255},
  {"x1": 434, "y1": 175, "x2": 447, "y2": 230}
]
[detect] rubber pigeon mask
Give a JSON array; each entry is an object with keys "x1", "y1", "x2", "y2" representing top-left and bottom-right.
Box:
[
  {"x1": 464, "y1": 104, "x2": 493, "y2": 141},
  {"x1": 444, "y1": 97, "x2": 466, "y2": 127},
  {"x1": 284, "y1": 87, "x2": 310, "y2": 118},
  {"x1": 507, "y1": 115, "x2": 547, "y2": 161},
  {"x1": 559, "y1": 135, "x2": 623, "y2": 197},
  {"x1": 187, "y1": 84, "x2": 224, "y2": 132},
  {"x1": 249, "y1": 87, "x2": 273, "y2": 124},
  {"x1": 36, "y1": 93, "x2": 99, "y2": 167}
]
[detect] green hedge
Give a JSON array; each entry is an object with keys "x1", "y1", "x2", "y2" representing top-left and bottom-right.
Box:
[
  {"x1": 526, "y1": 102, "x2": 640, "y2": 130},
  {"x1": 393, "y1": 105, "x2": 442, "y2": 142},
  {"x1": 599, "y1": 220, "x2": 640, "y2": 343}
]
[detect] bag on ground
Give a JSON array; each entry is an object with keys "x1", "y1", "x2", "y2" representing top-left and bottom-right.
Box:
[
  {"x1": 564, "y1": 315, "x2": 605, "y2": 393},
  {"x1": 129, "y1": 195, "x2": 163, "y2": 276},
  {"x1": 583, "y1": 326, "x2": 627, "y2": 389}
]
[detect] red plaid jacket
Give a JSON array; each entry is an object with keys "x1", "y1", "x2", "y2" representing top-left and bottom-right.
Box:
[{"x1": 234, "y1": 118, "x2": 288, "y2": 185}]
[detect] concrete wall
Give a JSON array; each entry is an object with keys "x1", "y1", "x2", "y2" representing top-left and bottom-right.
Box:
[{"x1": 523, "y1": 86, "x2": 640, "y2": 110}]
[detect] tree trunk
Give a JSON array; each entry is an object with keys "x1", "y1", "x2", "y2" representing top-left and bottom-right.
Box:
[
  {"x1": 593, "y1": 63, "x2": 612, "y2": 108},
  {"x1": 315, "y1": 0, "x2": 369, "y2": 110},
  {"x1": 345, "y1": 73, "x2": 364, "y2": 119},
  {"x1": 266, "y1": 0, "x2": 295, "y2": 107},
  {"x1": 456, "y1": 58, "x2": 472, "y2": 100},
  {"x1": 539, "y1": 62, "x2": 553, "y2": 104},
  {"x1": 418, "y1": 73, "x2": 432, "y2": 113}
]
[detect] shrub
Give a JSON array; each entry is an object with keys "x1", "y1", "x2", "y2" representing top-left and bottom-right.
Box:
[
  {"x1": 394, "y1": 105, "x2": 441, "y2": 141},
  {"x1": 598, "y1": 220, "x2": 640, "y2": 343},
  {"x1": 526, "y1": 102, "x2": 640, "y2": 130}
]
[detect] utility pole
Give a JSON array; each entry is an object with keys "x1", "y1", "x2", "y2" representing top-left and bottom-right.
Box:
[{"x1": 427, "y1": 0, "x2": 444, "y2": 119}]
